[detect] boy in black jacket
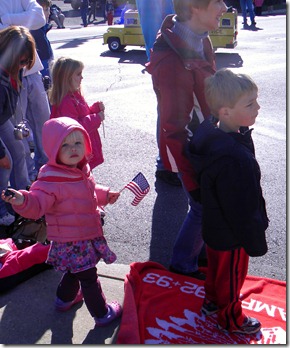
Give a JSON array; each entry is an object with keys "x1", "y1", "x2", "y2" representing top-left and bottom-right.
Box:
[{"x1": 189, "y1": 68, "x2": 269, "y2": 335}]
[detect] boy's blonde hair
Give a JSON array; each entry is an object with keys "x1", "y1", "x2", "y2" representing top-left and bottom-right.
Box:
[
  {"x1": 173, "y1": 0, "x2": 212, "y2": 21},
  {"x1": 205, "y1": 68, "x2": 258, "y2": 118},
  {"x1": 49, "y1": 57, "x2": 84, "y2": 106}
]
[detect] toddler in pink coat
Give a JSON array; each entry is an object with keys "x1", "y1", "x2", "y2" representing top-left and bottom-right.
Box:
[
  {"x1": 2, "y1": 117, "x2": 122, "y2": 327},
  {"x1": 49, "y1": 57, "x2": 105, "y2": 170}
]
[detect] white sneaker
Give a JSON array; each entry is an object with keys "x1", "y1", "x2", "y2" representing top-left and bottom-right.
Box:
[{"x1": 0, "y1": 213, "x2": 15, "y2": 226}]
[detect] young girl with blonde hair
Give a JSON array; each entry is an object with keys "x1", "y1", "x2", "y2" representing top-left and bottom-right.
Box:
[
  {"x1": 2, "y1": 117, "x2": 122, "y2": 326},
  {"x1": 49, "y1": 57, "x2": 105, "y2": 170}
]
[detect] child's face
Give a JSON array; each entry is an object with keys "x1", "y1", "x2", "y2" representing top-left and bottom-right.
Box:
[
  {"x1": 57, "y1": 132, "x2": 85, "y2": 168},
  {"x1": 226, "y1": 90, "x2": 260, "y2": 132},
  {"x1": 194, "y1": 0, "x2": 227, "y2": 32},
  {"x1": 71, "y1": 67, "x2": 83, "y2": 91}
]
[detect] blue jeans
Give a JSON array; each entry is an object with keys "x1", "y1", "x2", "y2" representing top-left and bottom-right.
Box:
[
  {"x1": 155, "y1": 105, "x2": 166, "y2": 171},
  {"x1": 170, "y1": 174, "x2": 204, "y2": 273},
  {"x1": 239, "y1": 0, "x2": 255, "y2": 23},
  {"x1": 0, "y1": 140, "x2": 12, "y2": 218},
  {"x1": 16, "y1": 72, "x2": 49, "y2": 175},
  {"x1": 81, "y1": 1, "x2": 89, "y2": 26},
  {"x1": 0, "y1": 120, "x2": 30, "y2": 190}
]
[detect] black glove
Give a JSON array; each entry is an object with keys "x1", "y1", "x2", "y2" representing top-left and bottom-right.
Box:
[{"x1": 189, "y1": 189, "x2": 201, "y2": 203}]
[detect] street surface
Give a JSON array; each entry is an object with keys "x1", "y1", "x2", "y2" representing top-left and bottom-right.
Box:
[{"x1": 47, "y1": 9, "x2": 286, "y2": 281}]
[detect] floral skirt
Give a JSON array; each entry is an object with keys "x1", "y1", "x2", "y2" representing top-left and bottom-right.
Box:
[{"x1": 46, "y1": 236, "x2": 116, "y2": 273}]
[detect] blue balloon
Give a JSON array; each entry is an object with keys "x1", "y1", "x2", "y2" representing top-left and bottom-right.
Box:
[{"x1": 136, "y1": 0, "x2": 174, "y2": 60}]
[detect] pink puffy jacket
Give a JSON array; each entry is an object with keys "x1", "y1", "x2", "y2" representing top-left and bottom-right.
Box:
[{"x1": 13, "y1": 117, "x2": 110, "y2": 243}]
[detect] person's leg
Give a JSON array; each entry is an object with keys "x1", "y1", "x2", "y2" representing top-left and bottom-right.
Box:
[
  {"x1": 0, "y1": 120, "x2": 30, "y2": 189},
  {"x1": 213, "y1": 248, "x2": 250, "y2": 331},
  {"x1": 24, "y1": 73, "x2": 49, "y2": 173},
  {"x1": 23, "y1": 136, "x2": 37, "y2": 182},
  {"x1": 0, "y1": 141, "x2": 15, "y2": 224},
  {"x1": 246, "y1": 0, "x2": 256, "y2": 24},
  {"x1": 81, "y1": 5, "x2": 88, "y2": 26},
  {"x1": 92, "y1": 2, "x2": 96, "y2": 20},
  {"x1": 56, "y1": 271, "x2": 80, "y2": 302},
  {"x1": 169, "y1": 182, "x2": 204, "y2": 277},
  {"x1": 107, "y1": 12, "x2": 113, "y2": 25},
  {"x1": 58, "y1": 13, "x2": 65, "y2": 28},
  {"x1": 239, "y1": 0, "x2": 248, "y2": 24},
  {"x1": 76, "y1": 267, "x2": 108, "y2": 318},
  {"x1": 50, "y1": 13, "x2": 62, "y2": 28}
]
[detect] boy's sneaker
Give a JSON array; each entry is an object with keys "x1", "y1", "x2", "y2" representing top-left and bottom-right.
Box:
[
  {"x1": 55, "y1": 290, "x2": 83, "y2": 312},
  {"x1": 201, "y1": 299, "x2": 219, "y2": 316},
  {"x1": 218, "y1": 316, "x2": 261, "y2": 335},
  {"x1": 0, "y1": 213, "x2": 15, "y2": 226},
  {"x1": 94, "y1": 301, "x2": 122, "y2": 327}
]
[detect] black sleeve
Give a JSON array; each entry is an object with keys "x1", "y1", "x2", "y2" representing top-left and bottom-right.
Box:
[{"x1": 216, "y1": 157, "x2": 268, "y2": 256}]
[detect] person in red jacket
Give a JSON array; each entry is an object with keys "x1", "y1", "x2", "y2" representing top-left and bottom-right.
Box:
[
  {"x1": 146, "y1": 0, "x2": 227, "y2": 280},
  {"x1": 49, "y1": 57, "x2": 105, "y2": 170},
  {"x1": 2, "y1": 117, "x2": 122, "y2": 327}
]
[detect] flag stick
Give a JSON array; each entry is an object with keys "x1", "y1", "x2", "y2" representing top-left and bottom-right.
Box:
[{"x1": 102, "y1": 121, "x2": 105, "y2": 138}]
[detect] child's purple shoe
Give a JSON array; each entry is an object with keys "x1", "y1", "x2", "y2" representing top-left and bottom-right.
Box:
[
  {"x1": 55, "y1": 290, "x2": 83, "y2": 312},
  {"x1": 94, "y1": 301, "x2": 122, "y2": 327}
]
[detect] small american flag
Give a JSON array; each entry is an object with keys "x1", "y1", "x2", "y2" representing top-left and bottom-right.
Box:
[{"x1": 124, "y1": 172, "x2": 150, "y2": 206}]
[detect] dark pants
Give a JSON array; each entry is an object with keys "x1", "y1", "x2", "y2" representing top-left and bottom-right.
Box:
[
  {"x1": 204, "y1": 246, "x2": 249, "y2": 331},
  {"x1": 56, "y1": 267, "x2": 108, "y2": 318},
  {"x1": 81, "y1": 0, "x2": 89, "y2": 26}
]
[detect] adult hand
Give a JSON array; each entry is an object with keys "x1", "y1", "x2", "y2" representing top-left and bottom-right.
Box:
[{"x1": 0, "y1": 155, "x2": 11, "y2": 169}]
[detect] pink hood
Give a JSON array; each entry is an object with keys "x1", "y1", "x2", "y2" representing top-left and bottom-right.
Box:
[{"x1": 42, "y1": 117, "x2": 92, "y2": 170}]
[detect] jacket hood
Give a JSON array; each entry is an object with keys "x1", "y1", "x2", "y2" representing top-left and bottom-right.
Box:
[
  {"x1": 146, "y1": 14, "x2": 215, "y2": 75},
  {"x1": 189, "y1": 119, "x2": 254, "y2": 177},
  {"x1": 42, "y1": 117, "x2": 92, "y2": 169}
]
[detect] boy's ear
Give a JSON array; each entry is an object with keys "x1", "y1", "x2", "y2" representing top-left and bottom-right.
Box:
[{"x1": 218, "y1": 106, "x2": 230, "y2": 120}]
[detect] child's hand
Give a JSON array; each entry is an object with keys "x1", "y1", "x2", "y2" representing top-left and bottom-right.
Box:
[
  {"x1": 91, "y1": 101, "x2": 105, "y2": 113},
  {"x1": 98, "y1": 102, "x2": 105, "y2": 111},
  {"x1": 1, "y1": 188, "x2": 25, "y2": 206},
  {"x1": 108, "y1": 191, "x2": 120, "y2": 204},
  {"x1": 98, "y1": 111, "x2": 105, "y2": 121}
]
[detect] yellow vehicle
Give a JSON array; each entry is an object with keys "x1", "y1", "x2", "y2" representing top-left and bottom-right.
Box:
[
  {"x1": 209, "y1": 7, "x2": 238, "y2": 49},
  {"x1": 103, "y1": 7, "x2": 238, "y2": 52}
]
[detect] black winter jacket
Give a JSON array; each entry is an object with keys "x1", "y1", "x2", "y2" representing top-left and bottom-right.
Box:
[{"x1": 189, "y1": 119, "x2": 268, "y2": 257}]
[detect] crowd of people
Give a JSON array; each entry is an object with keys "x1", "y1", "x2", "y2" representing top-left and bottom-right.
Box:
[{"x1": 0, "y1": 0, "x2": 270, "y2": 337}]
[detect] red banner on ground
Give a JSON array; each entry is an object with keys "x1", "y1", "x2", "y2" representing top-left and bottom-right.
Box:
[{"x1": 117, "y1": 261, "x2": 286, "y2": 344}]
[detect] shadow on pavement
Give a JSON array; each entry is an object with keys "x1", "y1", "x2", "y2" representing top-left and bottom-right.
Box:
[
  {"x1": 149, "y1": 179, "x2": 188, "y2": 268},
  {"x1": 215, "y1": 52, "x2": 243, "y2": 69},
  {"x1": 100, "y1": 49, "x2": 148, "y2": 66}
]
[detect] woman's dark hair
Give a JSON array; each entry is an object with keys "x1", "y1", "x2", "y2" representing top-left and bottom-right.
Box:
[{"x1": 0, "y1": 26, "x2": 36, "y2": 81}]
